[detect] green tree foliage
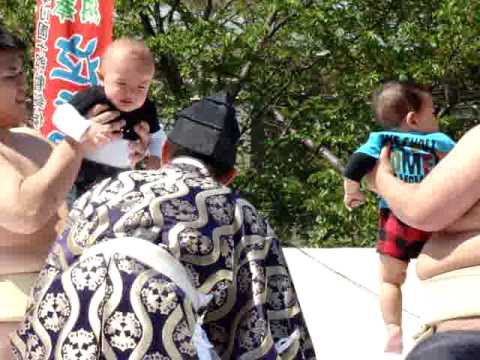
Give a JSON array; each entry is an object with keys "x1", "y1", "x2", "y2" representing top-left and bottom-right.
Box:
[{"x1": 1, "y1": 0, "x2": 479, "y2": 246}]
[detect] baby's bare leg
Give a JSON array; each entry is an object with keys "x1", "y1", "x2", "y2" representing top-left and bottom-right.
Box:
[
  {"x1": 0, "y1": 322, "x2": 18, "y2": 360},
  {"x1": 379, "y1": 254, "x2": 408, "y2": 354}
]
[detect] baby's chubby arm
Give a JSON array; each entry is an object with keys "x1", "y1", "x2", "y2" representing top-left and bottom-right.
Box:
[
  {"x1": 343, "y1": 178, "x2": 366, "y2": 210},
  {"x1": 343, "y1": 147, "x2": 377, "y2": 211}
]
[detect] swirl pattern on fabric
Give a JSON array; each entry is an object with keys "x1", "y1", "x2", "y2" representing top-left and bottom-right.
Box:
[{"x1": 11, "y1": 157, "x2": 316, "y2": 359}]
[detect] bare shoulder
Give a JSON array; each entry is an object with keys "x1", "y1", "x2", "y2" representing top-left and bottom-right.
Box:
[
  {"x1": 10, "y1": 127, "x2": 51, "y2": 145},
  {"x1": 8, "y1": 127, "x2": 53, "y2": 165}
]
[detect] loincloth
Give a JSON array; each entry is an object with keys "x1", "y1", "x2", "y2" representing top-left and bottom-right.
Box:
[
  {"x1": 0, "y1": 273, "x2": 38, "y2": 322},
  {"x1": 415, "y1": 265, "x2": 480, "y2": 341}
]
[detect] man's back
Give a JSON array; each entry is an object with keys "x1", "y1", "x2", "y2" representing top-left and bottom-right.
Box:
[{"x1": 12, "y1": 157, "x2": 316, "y2": 359}]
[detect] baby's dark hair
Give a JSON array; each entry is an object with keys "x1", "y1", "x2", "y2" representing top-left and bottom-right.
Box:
[
  {"x1": 372, "y1": 80, "x2": 431, "y2": 129},
  {"x1": 101, "y1": 37, "x2": 154, "y2": 72},
  {"x1": 0, "y1": 25, "x2": 25, "y2": 51}
]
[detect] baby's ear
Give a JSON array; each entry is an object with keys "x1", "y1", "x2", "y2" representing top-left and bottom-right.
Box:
[{"x1": 405, "y1": 111, "x2": 419, "y2": 129}]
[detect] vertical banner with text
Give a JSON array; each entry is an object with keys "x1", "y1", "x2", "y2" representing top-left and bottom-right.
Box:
[{"x1": 33, "y1": 0, "x2": 114, "y2": 142}]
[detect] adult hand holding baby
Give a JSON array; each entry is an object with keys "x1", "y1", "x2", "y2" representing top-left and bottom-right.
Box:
[
  {"x1": 365, "y1": 144, "x2": 393, "y2": 194},
  {"x1": 80, "y1": 104, "x2": 125, "y2": 152},
  {"x1": 128, "y1": 121, "x2": 151, "y2": 166}
]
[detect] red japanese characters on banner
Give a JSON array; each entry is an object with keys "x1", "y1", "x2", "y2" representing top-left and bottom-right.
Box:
[{"x1": 33, "y1": 0, "x2": 114, "y2": 142}]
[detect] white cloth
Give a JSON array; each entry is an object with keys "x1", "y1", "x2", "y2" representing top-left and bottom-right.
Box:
[
  {"x1": 82, "y1": 238, "x2": 218, "y2": 358},
  {"x1": 52, "y1": 103, "x2": 90, "y2": 142},
  {"x1": 421, "y1": 265, "x2": 480, "y2": 325},
  {"x1": 53, "y1": 103, "x2": 166, "y2": 168},
  {"x1": 0, "y1": 273, "x2": 38, "y2": 322}
]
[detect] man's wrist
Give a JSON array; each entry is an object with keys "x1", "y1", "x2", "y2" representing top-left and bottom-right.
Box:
[{"x1": 62, "y1": 135, "x2": 86, "y2": 156}]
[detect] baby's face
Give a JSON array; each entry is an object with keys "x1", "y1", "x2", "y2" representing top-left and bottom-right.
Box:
[{"x1": 102, "y1": 57, "x2": 153, "y2": 112}]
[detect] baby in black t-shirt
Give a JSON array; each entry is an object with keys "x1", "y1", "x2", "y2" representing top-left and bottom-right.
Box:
[{"x1": 53, "y1": 38, "x2": 165, "y2": 196}]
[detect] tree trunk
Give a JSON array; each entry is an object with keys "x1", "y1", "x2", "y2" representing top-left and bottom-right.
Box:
[{"x1": 251, "y1": 113, "x2": 265, "y2": 171}]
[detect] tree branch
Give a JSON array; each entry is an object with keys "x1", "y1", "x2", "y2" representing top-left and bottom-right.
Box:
[
  {"x1": 219, "y1": 0, "x2": 235, "y2": 14},
  {"x1": 139, "y1": 11, "x2": 156, "y2": 37},
  {"x1": 239, "y1": 56, "x2": 325, "y2": 137},
  {"x1": 203, "y1": 0, "x2": 213, "y2": 20},
  {"x1": 169, "y1": 0, "x2": 181, "y2": 25},
  {"x1": 154, "y1": 3, "x2": 162, "y2": 30},
  {"x1": 140, "y1": 6, "x2": 185, "y2": 96},
  {"x1": 228, "y1": 0, "x2": 317, "y2": 100},
  {"x1": 147, "y1": 3, "x2": 165, "y2": 34},
  {"x1": 272, "y1": 110, "x2": 345, "y2": 173},
  {"x1": 228, "y1": 9, "x2": 285, "y2": 99},
  {"x1": 219, "y1": 11, "x2": 242, "y2": 27},
  {"x1": 159, "y1": 54, "x2": 185, "y2": 95},
  {"x1": 302, "y1": 140, "x2": 345, "y2": 173},
  {"x1": 176, "y1": 1, "x2": 197, "y2": 28}
]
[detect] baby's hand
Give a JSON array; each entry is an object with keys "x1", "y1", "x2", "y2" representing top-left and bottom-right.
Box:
[{"x1": 344, "y1": 191, "x2": 365, "y2": 211}]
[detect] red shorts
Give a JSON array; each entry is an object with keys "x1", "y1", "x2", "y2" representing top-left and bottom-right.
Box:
[{"x1": 376, "y1": 208, "x2": 430, "y2": 262}]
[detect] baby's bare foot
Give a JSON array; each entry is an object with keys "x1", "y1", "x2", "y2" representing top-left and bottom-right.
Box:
[{"x1": 384, "y1": 324, "x2": 403, "y2": 354}]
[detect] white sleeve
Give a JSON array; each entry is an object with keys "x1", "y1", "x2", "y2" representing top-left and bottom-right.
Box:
[
  {"x1": 52, "y1": 103, "x2": 91, "y2": 142},
  {"x1": 148, "y1": 129, "x2": 167, "y2": 157}
]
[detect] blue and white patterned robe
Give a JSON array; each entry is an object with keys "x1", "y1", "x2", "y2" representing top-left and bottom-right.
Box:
[{"x1": 11, "y1": 157, "x2": 316, "y2": 359}]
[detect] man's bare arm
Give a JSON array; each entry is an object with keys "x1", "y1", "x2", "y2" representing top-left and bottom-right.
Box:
[
  {"x1": 369, "y1": 125, "x2": 480, "y2": 231},
  {"x1": 443, "y1": 201, "x2": 480, "y2": 233},
  {"x1": 0, "y1": 138, "x2": 83, "y2": 233},
  {"x1": 0, "y1": 109, "x2": 124, "y2": 234}
]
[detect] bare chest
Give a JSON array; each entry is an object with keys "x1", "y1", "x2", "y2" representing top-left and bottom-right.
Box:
[{"x1": 0, "y1": 132, "x2": 54, "y2": 274}]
